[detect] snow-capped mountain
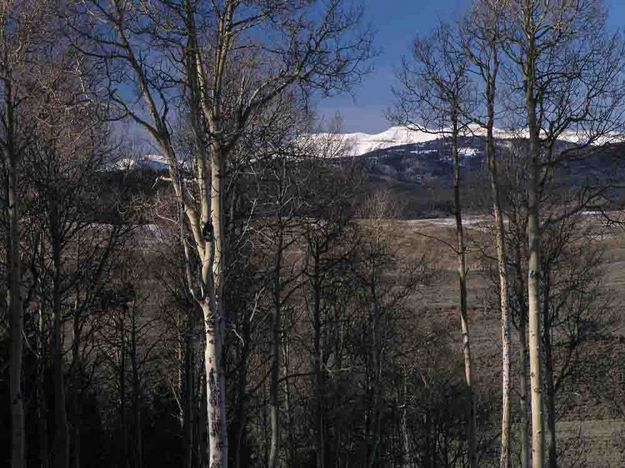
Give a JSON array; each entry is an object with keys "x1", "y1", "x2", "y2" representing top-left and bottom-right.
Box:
[
  {"x1": 100, "y1": 127, "x2": 625, "y2": 219},
  {"x1": 339, "y1": 128, "x2": 625, "y2": 217},
  {"x1": 313, "y1": 127, "x2": 441, "y2": 157},
  {"x1": 112, "y1": 154, "x2": 171, "y2": 171},
  {"x1": 313, "y1": 125, "x2": 624, "y2": 157}
]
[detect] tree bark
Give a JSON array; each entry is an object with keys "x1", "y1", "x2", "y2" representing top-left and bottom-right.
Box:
[
  {"x1": 526, "y1": 97, "x2": 544, "y2": 468},
  {"x1": 542, "y1": 283, "x2": 557, "y2": 468},
  {"x1": 119, "y1": 313, "x2": 128, "y2": 466},
  {"x1": 6, "y1": 143, "x2": 25, "y2": 468},
  {"x1": 70, "y1": 307, "x2": 82, "y2": 468},
  {"x1": 283, "y1": 332, "x2": 297, "y2": 467},
  {"x1": 183, "y1": 313, "x2": 195, "y2": 468},
  {"x1": 545, "y1": 346, "x2": 557, "y2": 468},
  {"x1": 37, "y1": 305, "x2": 50, "y2": 468},
  {"x1": 130, "y1": 307, "x2": 143, "y2": 468},
  {"x1": 512, "y1": 215, "x2": 531, "y2": 468},
  {"x1": 51, "y1": 209, "x2": 70, "y2": 468},
  {"x1": 311, "y1": 251, "x2": 325, "y2": 468},
  {"x1": 451, "y1": 119, "x2": 477, "y2": 468},
  {"x1": 520, "y1": 10, "x2": 545, "y2": 465},
  {"x1": 202, "y1": 296, "x2": 227, "y2": 468},
  {"x1": 199, "y1": 146, "x2": 229, "y2": 468},
  {"x1": 518, "y1": 298, "x2": 530, "y2": 468},
  {"x1": 483, "y1": 52, "x2": 512, "y2": 467},
  {"x1": 401, "y1": 369, "x2": 411, "y2": 467},
  {"x1": 268, "y1": 228, "x2": 283, "y2": 468}
]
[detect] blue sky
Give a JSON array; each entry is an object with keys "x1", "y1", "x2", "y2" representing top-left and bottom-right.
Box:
[{"x1": 317, "y1": 0, "x2": 625, "y2": 133}]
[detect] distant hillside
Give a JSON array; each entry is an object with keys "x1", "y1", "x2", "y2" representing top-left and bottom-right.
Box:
[
  {"x1": 346, "y1": 134, "x2": 625, "y2": 218},
  {"x1": 107, "y1": 129, "x2": 625, "y2": 219}
]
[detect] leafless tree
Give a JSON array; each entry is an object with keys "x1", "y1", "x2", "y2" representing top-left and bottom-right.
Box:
[
  {"x1": 496, "y1": 2, "x2": 625, "y2": 466},
  {"x1": 462, "y1": 1, "x2": 513, "y2": 465},
  {"x1": 390, "y1": 23, "x2": 479, "y2": 467},
  {"x1": 0, "y1": 2, "x2": 64, "y2": 464},
  {"x1": 69, "y1": 1, "x2": 372, "y2": 464}
]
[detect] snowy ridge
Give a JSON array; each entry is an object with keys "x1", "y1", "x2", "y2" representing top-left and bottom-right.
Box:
[
  {"x1": 109, "y1": 154, "x2": 194, "y2": 172},
  {"x1": 112, "y1": 154, "x2": 170, "y2": 171},
  {"x1": 313, "y1": 126, "x2": 440, "y2": 157},
  {"x1": 107, "y1": 126, "x2": 625, "y2": 169},
  {"x1": 313, "y1": 125, "x2": 625, "y2": 157}
]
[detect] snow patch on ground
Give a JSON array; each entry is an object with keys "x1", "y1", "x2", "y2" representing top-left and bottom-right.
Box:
[{"x1": 459, "y1": 147, "x2": 479, "y2": 157}]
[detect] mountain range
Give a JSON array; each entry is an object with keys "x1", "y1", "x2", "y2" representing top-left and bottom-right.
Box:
[
  {"x1": 335, "y1": 127, "x2": 625, "y2": 217},
  {"x1": 110, "y1": 126, "x2": 625, "y2": 218}
]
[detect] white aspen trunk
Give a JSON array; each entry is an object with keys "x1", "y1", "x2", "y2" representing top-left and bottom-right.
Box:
[
  {"x1": 493, "y1": 160, "x2": 512, "y2": 468},
  {"x1": 451, "y1": 122, "x2": 477, "y2": 468},
  {"x1": 522, "y1": 12, "x2": 544, "y2": 464},
  {"x1": 513, "y1": 223, "x2": 531, "y2": 468},
  {"x1": 526, "y1": 86, "x2": 544, "y2": 468},
  {"x1": 527, "y1": 179, "x2": 543, "y2": 468},
  {"x1": 202, "y1": 300, "x2": 227, "y2": 468},
  {"x1": 483, "y1": 57, "x2": 512, "y2": 467},
  {"x1": 202, "y1": 150, "x2": 228, "y2": 468}
]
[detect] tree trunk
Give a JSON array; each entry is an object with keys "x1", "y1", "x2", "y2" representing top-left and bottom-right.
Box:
[
  {"x1": 70, "y1": 309, "x2": 82, "y2": 468},
  {"x1": 183, "y1": 313, "x2": 195, "y2": 468},
  {"x1": 130, "y1": 308, "x2": 143, "y2": 468},
  {"x1": 311, "y1": 252, "x2": 325, "y2": 468},
  {"x1": 451, "y1": 122, "x2": 477, "y2": 468},
  {"x1": 7, "y1": 146, "x2": 25, "y2": 468},
  {"x1": 234, "y1": 335, "x2": 250, "y2": 468},
  {"x1": 268, "y1": 228, "x2": 284, "y2": 468},
  {"x1": 542, "y1": 287, "x2": 557, "y2": 468},
  {"x1": 198, "y1": 361, "x2": 209, "y2": 467},
  {"x1": 367, "y1": 296, "x2": 383, "y2": 468},
  {"x1": 527, "y1": 164, "x2": 544, "y2": 467},
  {"x1": 283, "y1": 333, "x2": 297, "y2": 467},
  {"x1": 37, "y1": 305, "x2": 50, "y2": 468},
  {"x1": 527, "y1": 116, "x2": 544, "y2": 468},
  {"x1": 512, "y1": 217, "x2": 531, "y2": 468},
  {"x1": 545, "y1": 373, "x2": 557, "y2": 468},
  {"x1": 401, "y1": 368, "x2": 411, "y2": 467},
  {"x1": 202, "y1": 300, "x2": 227, "y2": 468},
  {"x1": 481, "y1": 43, "x2": 512, "y2": 468},
  {"x1": 197, "y1": 145, "x2": 229, "y2": 468},
  {"x1": 119, "y1": 313, "x2": 128, "y2": 467},
  {"x1": 519, "y1": 307, "x2": 530, "y2": 468},
  {"x1": 51, "y1": 217, "x2": 69, "y2": 468},
  {"x1": 523, "y1": 20, "x2": 545, "y2": 466}
]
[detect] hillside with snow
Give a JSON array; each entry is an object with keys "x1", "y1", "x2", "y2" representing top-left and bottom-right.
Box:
[
  {"x1": 106, "y1": 127, "x2": 625, "y2": 218},
  {"x1": 314, "y1": 125, "x2": 625, "y2": 157}
]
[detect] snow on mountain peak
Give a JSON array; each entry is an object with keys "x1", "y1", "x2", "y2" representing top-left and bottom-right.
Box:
[
  {"x1": 312, "y1": 126, "x2": 440, "y2": 157},
  {"x1": 312, "y1": 125, "x2": 625, "y2": 157}
]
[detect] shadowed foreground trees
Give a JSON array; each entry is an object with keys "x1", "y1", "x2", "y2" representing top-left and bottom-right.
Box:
[
  {"x1": 2, "y1": 0, "x2": 625, "y2": 467},
  {"x1": 68, "y1": 1, "x2": 372, "y2": 464}
]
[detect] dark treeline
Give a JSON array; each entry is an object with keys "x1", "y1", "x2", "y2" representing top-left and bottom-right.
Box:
[{"x1": 2, "y1": 1, "x2": 625, "y2": 467}]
